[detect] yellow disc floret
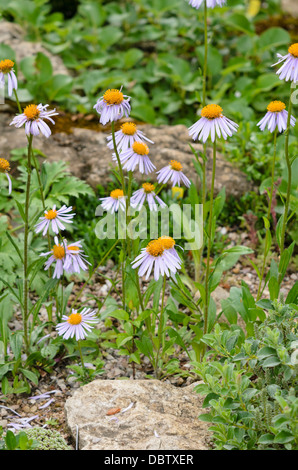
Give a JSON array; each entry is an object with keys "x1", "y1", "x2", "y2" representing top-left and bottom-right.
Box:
[
  {"x1": 132, "y1": 141, "x2": 149, "y2": 155},
  {"x1": 67, "y1": 312, "x2": 82, "y2": 325},
  {"x1": 24, "y1": 104, "x2": 40, "y2": 121},
  {"x1": 0, "y1": 59, "x2": 14, "y2": 74},
  {"x1": 121, "y1": 122, "x2": 137, "y2": 135},
  {"x1": 52, "y1": 244, "x2": 65, "y2": 259},
  {"x1": 68, "y1": 245, "x2": 80, "y2": 253},
  {"x1": 159, "y1": 236, "x2": 175, "y2": 250},
  {"x1": 0, "y1": 158, "x2": 10, "y2": 174},
  {"x1": 110, "y1": 189, "x2": 124, "y2": 199},
  {"x1": 267, "y1": 101, "x2": 286, "y2": 113},
  {"x1": 201, "y1": 104, "x2": 223, "y2": 120},
  {"x1": 170, "y1": 160, "x2": 183, "y2": 171},
  {"x1": 142, "y1": 182, "x2": 155, "y2": 193},
  {"x1": 45, "y1": 209, "x2": 58, "y2": 220},
  {"x1": 289, "y1": 43, "x2": 298, "y2": 58},
  {"x1": 146, "y1": 239, "x2": 164, "y2": 257},
  {"x1": 103, "y1": 89, "x2": 124, "y2": 105}
]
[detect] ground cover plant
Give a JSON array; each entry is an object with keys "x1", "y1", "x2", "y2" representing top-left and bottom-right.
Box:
[{"x1": 0, "y1": 0, "x2": 297, "y2": 451}]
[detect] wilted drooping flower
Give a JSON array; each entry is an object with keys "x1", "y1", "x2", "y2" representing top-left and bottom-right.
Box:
[
  {"x1": 189, "y1": 0, "x2": 226, "y2": 9},
  {"x1": 113, "y1": 141, "x2": 156, "y2": 175},
  {"x1": 99, "y1": 189, "x2": 126, "y2": 213},
  {"x1": 107, "y1": 122, "x2": 154, "y2": 152},
  {"x1": 156, "y1": 160, "x2": 191, "y2": 188},
  {"x1": 132, "y1": 238, "x2": 182, "y2": 281},
  {"x1": 273, "y1": 44, "x2": 298, "y2": 83},
  {"x1": 189, "y1": 104, "x2": 239, "y2": 143},
  {"x1": 10, "y1": 103, "x2": 58, "y2": 138},
  {"x1": 131, "y1": 183, "x2": 167, "y2": 212},
  {"x1": 257, "y1": 101, "x2": 296, "y2": 133},
  {"x1": 94, "y1": 88, "x2": 131, "y2": 125},
  {"x1": 56, "y1": 308, "x2": 97, "y2": 341},
  {"x1": 35, "y1": 205, "x2": 75, "y2": 236},
  {"x1": 0, "y1": 59, "x2": 17, "y2": 97},
  {"x1": 0, "y1": 158, "x2": 12, "y2": 195},
  {"x1": 64, "y1": 241, "x2": 91, "y2": 274}
]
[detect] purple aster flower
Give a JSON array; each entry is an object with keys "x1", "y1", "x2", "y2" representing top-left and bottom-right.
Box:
[
  {"x1": 35, "y1": 205, "x2": 75, "y2": 236},
  {"x1": 40, "y1": 236, "x2": 68, "y2": 279},
  {"x1": 113, "y1": 141, "x2": 156, "y2": 175},
  {"x1": 94, "y1": 88, "x2": 131, "y2": 125},
  {"x1": 64, "y1": 240, "x2": 91, "y2": 274},
  {"x1": 10, "y1": 103, "x2": 58, "y2": 138},
  {"x1": 99, "y1": 189, "x2": 126, "y2": 213},
  {"x1": 56, "y1": 308, "x2": 97, "y2": 341},
  {"x1": 273, "y1": 44, "x2": 298, "y2": 83},
  {"x1": 132, "y1": 238, "x2": 182, "y2": 281},
  {"x1": 0, "y1": 59, "x2": 17, "y2": 96},
  {"x1": 131, "y1": 183, "x2": 167, "y2": 212},
  {"x1": 0, "y1": 158, "x2": 12, "y2": 195},
  {"x1": 107, "y1": 122, "x2": 154, "y2": 152},
  {"x1": 189, "y1": 104, "x2": 239, "y2": 143},
  {"x1": 257, "y1": 101, "x2": 296, "y2": 133},
  {"x1": 189, "y1": 0, "x2": 226, "y2": 8},
  {"x1": 156, "y1": 160, "x2": 191, "y2": 188}
]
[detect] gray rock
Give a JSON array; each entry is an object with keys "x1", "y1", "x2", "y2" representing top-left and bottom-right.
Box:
[
  {"x1": 0, "y1": 21, "x2": 69, "y2": 76},
  {"x1": 1, "y1": 106, "x2": 254, "y2": 198},
  {"x1": 282, "y1": 0, "x2": 298, "y2": 16},
  {"x1": 65, "y1": 379, "x2": 210, "y2": 450}
]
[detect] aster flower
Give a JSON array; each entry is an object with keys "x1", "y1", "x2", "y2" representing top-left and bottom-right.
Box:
[
  {"x1": 0, "y1": 59, "x2": 17, "y2": 97},
  {"x1": 257, "y1": 101, "x2": 296, "y2": 133},
  {"x1": 131, "y1": 183, "x2": 167, "y2": 212},
  {"x1": 35, "y1": 205, "x2": 75, "y2": 236},
  {"x1": 64, "y1": 241, "x2": 91, "y2": 274},
  {"x1": 189, "y1": 104, "x2": 239, "y2": 143},
  {"x1": 0, "y1": 158, "x2": 12, "y2": 195},
  {"x1": 107, "y1": 122, "x2": 154, "y2": 152},
  {"x1": 40, "y1": 236, "x2": 67, "y2": 279},
  {"x1": 158, "y1": 236, "x2": 182, "y2": 263},
  {"x1": 132, "y1": 238, "x2": 182, "y2": 281},
  {"x1": 56, "y1": 308, "x2": 98, "y2": 341},
  {"x1": 10, "y1": 103, "x2": 58, "y2": 138},
  {"x1": 94, "y1": 88, "x2": 131, "y2": 125},
  {"x1": 273, "y1": 43, "x2": 298, "y2": 83},
  {"x1": 189, "y1": 0, "x2": 226, "y2": 9},
  {"x1": 99, "y1": 189, "x2": 126, "y2": 213},
  {"x1": 113, "y1": 141, "x2": 156, "y2": 175},
  {"x1": 156, "y1": 160, "x2": 191, "y2": 188}
]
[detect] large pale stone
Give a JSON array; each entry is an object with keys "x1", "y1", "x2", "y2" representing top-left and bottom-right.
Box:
[
  {"x1": 0, "y1": 106, "x2": 254, "y2": 198},
  {"x1": 65, "y1": 379, "x2": 210, "y2": 450}
]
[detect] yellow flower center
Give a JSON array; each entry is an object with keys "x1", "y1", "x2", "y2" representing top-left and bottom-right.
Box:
[
  {"x1": 0, "y1": 158, "x2": 10, "y2": 173},
  {"x1": 45, "y1": 209, "x2": 58, "y2": 220},
  {"x1": 103, "y1": 89, "x2": 124, "y2": 105},
  {"x1": 146, "y1": 239, "x2": 164, "y2": 257},
  {"x1": 142, "y1": 182, "x2": 155, "y2": 193},
  {"x1": 288, "y1": 43, "x2": 298, "y2": 58},
  {"x1": 159, "y1": 236, "x2": 175, "y2": 250},
  {"x1": 121, "y1": 122, "x2": 137, "y2": 135},
  {"x1": 0, "y1": 59, "x2": 14, "y2": 74},
  {"x1": 201, "y1": 104, "x2": 223, "y2": 120},
  {"x1": 132, "y1": 141, "x2": 149, "y2": 155},
  {"x1": 67, "y1": 312, "x2": 82, "y2": 325},
  {"x1": 170, "y1": 160, "x2": 182, "y2": 171},
  {"x1": 24, "y1": 104, "x2": 40, "y2": 121},
  {"x1": 110, "y1": 189, "x2": 124, "y2": 199},
  {"x1": 52, "y1": 244, "x2": 65, "y2": 259},
  {"x1": 267, "y1": 101, "x2": 286, "y2": 113}
]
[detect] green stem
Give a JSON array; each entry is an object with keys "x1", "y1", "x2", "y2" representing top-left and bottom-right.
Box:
[
  {"x1": 111, "y1": 121, "x2": 126, "y2": 195},
  {"x1": 71, "y1": 239, "x2": 119, "y2": 309},
  {"x1": 77, "y1": 340, "x2": 86, "y2": 370},
  {"x1": 23, "y1": 134, "x2": 33, "y2": 352},
  {"x1": 155, "y1": 274, "x2": 167, "y2": 379},
  {"x1": 279, "y1": 90, "x2": 293, "y2": 258},
  {"x1": 203, "y1": 136, "x2": 216, "y2": 337},
  {"x1": 257, "y1": 130, "x2": 277, "y2": 300}
]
